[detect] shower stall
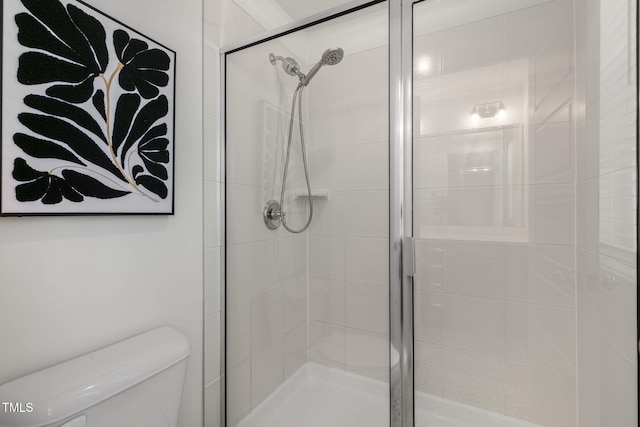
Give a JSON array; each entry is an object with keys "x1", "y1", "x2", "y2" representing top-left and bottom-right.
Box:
[{"x1": 214, "y1": 0, "x2": 638, "y2": 426}]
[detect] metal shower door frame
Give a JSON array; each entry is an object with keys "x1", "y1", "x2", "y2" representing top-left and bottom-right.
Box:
[
  {"x1": 389, "y1": 0, "x2": 416, "y2": 426},
  {"x1": 218, "y1": 1, "x2": 417, "y2": 426}
]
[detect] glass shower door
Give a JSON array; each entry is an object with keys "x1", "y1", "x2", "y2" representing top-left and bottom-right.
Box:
[
  {"x1": 222, "y1": 3, "x2": 392, "y2": 426},
  {"x1": 411, "y1": 0, "x2": 583, "y2": 426}
]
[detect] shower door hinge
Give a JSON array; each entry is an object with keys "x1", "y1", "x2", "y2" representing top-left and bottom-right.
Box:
[{"x1": 403, "y1": 237, "x2": 415, "y2": 278}]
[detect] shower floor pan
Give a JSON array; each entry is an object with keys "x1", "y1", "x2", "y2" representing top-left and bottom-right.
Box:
[{"x1": 237, "y1": 363, "x2": 542, "y2": 427}]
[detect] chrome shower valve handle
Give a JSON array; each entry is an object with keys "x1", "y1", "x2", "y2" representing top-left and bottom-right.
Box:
[{"x1": 263, "y1": 200, "x2": 282, "y2": 230}]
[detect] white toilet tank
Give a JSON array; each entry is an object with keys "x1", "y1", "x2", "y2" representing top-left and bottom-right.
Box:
[{"x1": 0, "y1": 327, "x2": 190, "y2": 427}]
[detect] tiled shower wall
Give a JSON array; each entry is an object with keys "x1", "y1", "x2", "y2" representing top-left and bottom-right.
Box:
[
  {"x1": 307, "y1": 42, "x2": 390, "y2": 381},
  {"x1": 413, "y1": 1, "x2": 579, "y2": 425},
  {"x1": 224, "y1": 41, "x2": 310, "y2": 426},
  {"x1": 203, "y1": 1, "x2": 266, "y2": 426},
  {"x1": 575, "y1": 0, "x2": 638, "y2": 425}
]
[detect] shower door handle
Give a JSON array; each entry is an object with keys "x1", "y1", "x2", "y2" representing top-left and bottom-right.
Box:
[{"x1": 402, "y1": 237, "x2": 415, "y2": 278}]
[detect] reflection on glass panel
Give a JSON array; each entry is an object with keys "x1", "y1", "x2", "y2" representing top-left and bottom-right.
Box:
[
  {"x1": 413, "y1": 0, "x2": 581, "y2": 426},
  {"x1": 413, "y1": 44, "x2": 528, "y2": 242}
]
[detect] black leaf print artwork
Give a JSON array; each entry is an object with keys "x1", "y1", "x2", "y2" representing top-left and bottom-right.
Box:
[
  {"x1": 16, "y1": 0, "x2": 109, "y2": 103},
  {"x1": 2, "y1": 0, "x2": 175, "y2": 215},
  {"x1": 114, "y1": 30, "x2": 171, "y2": 99}
]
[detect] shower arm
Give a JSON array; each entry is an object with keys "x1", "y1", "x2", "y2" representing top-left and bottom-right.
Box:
[{"x1": 269, "y1": 54, "x2": 306, "y2": 81}]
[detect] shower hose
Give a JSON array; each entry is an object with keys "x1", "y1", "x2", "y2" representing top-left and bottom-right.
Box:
[{"x1": 280, "y1": 82, "x2": 313, "y2": 234}]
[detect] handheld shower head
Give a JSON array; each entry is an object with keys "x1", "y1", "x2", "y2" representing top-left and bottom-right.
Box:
[
  {"x1": 321, "y1": 48, "x2": 344, "y2": 65},
  {"x1": 300, "y1": 48, "x2": 344, "y2": 86}
]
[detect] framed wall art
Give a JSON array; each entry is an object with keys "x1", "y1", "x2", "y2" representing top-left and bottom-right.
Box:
[{"x1": 1, "y1": 0, "x2": 176, "y2": 215}]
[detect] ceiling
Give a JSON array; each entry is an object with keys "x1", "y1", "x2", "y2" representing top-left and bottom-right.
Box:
[
  {"x1": 274, "y1": 0, "x2": 355, "y2": 21},
  {"x1": 230, "y1": 0, "x2": 554, "y2": 59}
]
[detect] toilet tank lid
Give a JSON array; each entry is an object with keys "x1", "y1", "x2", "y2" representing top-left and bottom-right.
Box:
[{"x1": 0, "y1": 326, "x2": 190, "y2": 427}]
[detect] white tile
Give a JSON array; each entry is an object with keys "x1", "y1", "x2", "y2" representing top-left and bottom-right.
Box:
[
  {"x1": 442, "y1": 348, "x2": 505, "y2": 414},
  {"x1": 583, "y1": 102, "x2": 601, "y2": 178},
  {"x1": 505, "y1": 244, "x2": 576, "y2": 308},
  {"x1": 345, "y1": 328, "x2": 389, "y2": 382},
  {"x1": 204, "y1": 113, "x2": 220, "y2": 182},
  {"x1": 442, "y1": 15, "x2": 503, "y2": 72},
  {"x1": 440, "y1": 63, "x2": 503, "y2": 133},
  {"x1": 443, "y1": 241, "x2": 506, "y2": 299},
  {"x1": 204, "y1": 182, "x2": 221, "y2": 248},
  {"x1": 414, "y1": 32, "x2": 442, "y2": 79},
  {"x1": 531, "y1": 184, "x2": 575, "y2": 245},
  {"x1": 414, "y1": 239, "x2": 444, "y2": 292},
  {"x1": 414, "y1": 188, "x2": 442, "y2": 237},
  {"x1": 227, "y1": 359, "x2": 250, "y2": 427},
  {"x1": 599, "y1": 336, "x2": 638, "y2": 427},
  {"x1": 226, "y1": 185, "x2": 273, "y2": 245},
  {"x1": 251, "y1": 338, "x2": 284, "y2": 409},
  {"x1": 416, "y1": 292, "x2": 505, "y2": 356},
  {"x1": 576, "y1": 179, "x2": 600, "y2": 252},
  {"x1": 225, "y1": 60, "x2": 256, "y2": 130},
  {"x1": 345, "y1": 283, "x2": 388, "y2": 334},
  {"x1": 309, "y1": 191, "x2": 346, "y2": 236},
  {"x1": 442, "y1": 130, "x2": 506, "y2": 188},
  {"x1": 505, "y1": 361, "x2": 577, "y2": 427},
  {"x1": 203, "y1": 44, "x2": 220, "y2": 116},
  {"x1": 309, "y1": 102, "x2": 347, "y2": 150},
  {"x1": 204, "y1": 247, "x2": 221, "y2": 317},
  {"x1": 533, "y1": 24, "x2": 573, "y2": 114},
  {"x1": 227, "y1": 301, "x2": 250, "y2": 367},
  {"x1": 283, "y1": 277, "x2": 307, "y2": 332},
  {"x1": 597, "y1": 255, "x2": 637, "y2": 361},
  {"x1": 414, "y1": 77, "x2": 443, "y2": 136},
  {"x1": 309, "y1": 146, "x2": 346, "y2": 191},
  {"x1": 439, "y1": 294, "x2": 505, "y2": 356},
  {"x1": 204, "y1": 0, "x2": 265, "y2": 47},
  {"x1": 345, "y1": 237, "x2": 388, "y2": 286},
  {"x1": 504, "y1": 1, "x2": 560, "y2": 60},
  {"x1": 284, "y1": 322, "x2": 307, "y2": 380},
  {"x1": 346, "y1": 143, "x2": 388, "y2": 190},
  {"x1": 308, "y1": 235, "x2": 345, "y2": 280},
  {"x1": 227, "y1": 240, "x2": 279, "y2": 306},
  {"x1": 506, "y1": 302, "x2": 576, "y2": 371},
  {"x1": 346, "y1": 190, "x2": 388, "y2": 237},
  {"x1": 276, "y1": 235, "x2": 306, "y2": 286},
  {"x1": 442, "y1": 187, "x2": 515, "y2": 229},
  {"x1": 251, "y1": 286, "x2": 284, "y2": 353},
  {"x1": 204, "y1": 379, "x2": 221, "y2": 427},
  {"x1": 309, "y1": 278, "x2": 346, "y2": 325},
  {"x1": 345, "y1": 46, "x2": 388, "y2": 100},
  {"x1": 414, "y1": 291, "x2": 443, "y2": 344},
  {"x1": 308, "y1": 320, "x2": 346, "y2": 370},
  {"x1": 308, "y1": 60, "x2": 345, "y2": 149},
  {"x1": 204, "y1": 313, "x2": 221, "y2": 384},
  {"x1": 576, "y1": 248, "x2": 600, "y2": 332},
  {"x1": 414, "y1": 342, "x2": 444, "y2": 396},
  {"x1": 531, "y1": 116, "x2": 575, "y2": 184},
  {"x1": 226, "y1": 116, "x2": 277, "y2": 188},
  {"x1": 414, "y1": 136, "x2": 443, "y2": 188},
  {"x1": 577, "y1": 379, "x2": 602, "y2": 427}
]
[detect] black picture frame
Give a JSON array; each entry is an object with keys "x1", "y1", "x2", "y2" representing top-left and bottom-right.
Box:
[{"x1": 0, "y1": 0, "x2": 176, "y2": 215}]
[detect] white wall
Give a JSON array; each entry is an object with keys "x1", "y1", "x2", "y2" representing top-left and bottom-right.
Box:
[{"x1": 0, "y1": 1, "x2": 204, "y2": 426}]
